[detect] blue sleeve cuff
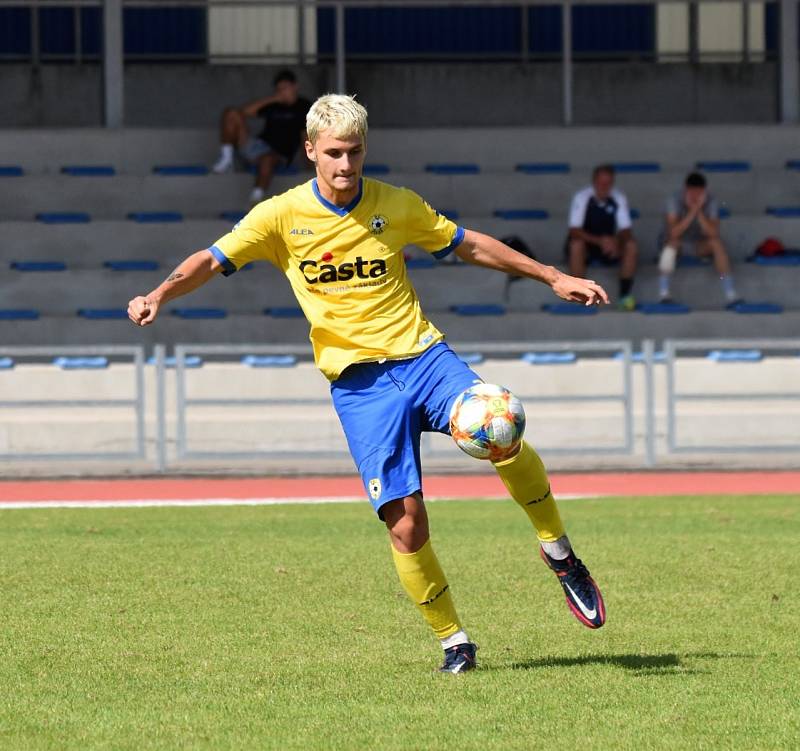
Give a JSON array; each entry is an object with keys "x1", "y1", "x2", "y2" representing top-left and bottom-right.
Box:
[
  {"x1": 210, "y1": 245, "x2": 237, "y2": 276},
  {"x1": 432, "y1": 225, "x2": 465, "y2": 260}
]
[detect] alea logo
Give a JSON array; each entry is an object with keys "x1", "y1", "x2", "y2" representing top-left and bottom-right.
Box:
[{"x1": 299, "y1": 256, "x2": 387, "y2": 284}]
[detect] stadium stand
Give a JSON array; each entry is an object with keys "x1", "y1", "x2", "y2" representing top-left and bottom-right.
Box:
[{"x1": 1, "y1": 124, "x2": 799, "y2": 347}]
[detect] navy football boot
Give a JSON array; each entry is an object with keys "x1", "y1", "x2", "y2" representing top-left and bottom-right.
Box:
[
  {"x1": 540, "y1": 547, "x2": 606, "y2": 629},
  {"x1": 439, "y1": 642, "x2": 478, "y2": 674}
]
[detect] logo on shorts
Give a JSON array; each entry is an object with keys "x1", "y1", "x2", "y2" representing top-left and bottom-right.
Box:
[
  {"x1": 368, "y1": 478, "x2": 382, "y2": 501},
  {"x1": 369, "y1": 214, "x2": 388, "y2": 235}
]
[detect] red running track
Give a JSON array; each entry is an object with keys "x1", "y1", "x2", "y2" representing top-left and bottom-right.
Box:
[{"x1": 0, "y1": 472, "x2": 798, "y2": 504}]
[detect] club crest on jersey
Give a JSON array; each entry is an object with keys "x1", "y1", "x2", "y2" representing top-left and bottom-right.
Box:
[
  {"x1": 368, "y1": 214, "x2": 388, "y2": 235},
  {"x1": 368, "y1": 478, "x2": 382, "y2": 500}
]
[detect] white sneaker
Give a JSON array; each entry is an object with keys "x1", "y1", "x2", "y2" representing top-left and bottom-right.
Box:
[
  {"x1": 212, "y1": 155, "x2": 233, "y2": 174},
  {"x1": 249, "y1": 187, "x2": 266, "y2": 205},
  {"x1": 658, "y1": 245, "x2": 677, "y2": 274}
]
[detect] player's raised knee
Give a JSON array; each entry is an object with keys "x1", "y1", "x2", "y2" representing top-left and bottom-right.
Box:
[{"x1": 449, "y1": 383, "x2": 525, "y2": 462}]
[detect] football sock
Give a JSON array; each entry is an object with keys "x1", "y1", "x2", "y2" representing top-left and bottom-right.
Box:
[
  {"x1": 658, "y1": 273, "x2": 671, "y2": 300},
  {"x1": 541, "y1": 534, "x2": 572, "y2": 560},
  {"x1": 391, "y1": 539, "x2": 463, "y2": 640},
  {"x1": 220, "y1": 143, "x2": 234, "y2": 160},
  {"x1": 720, "y1": 274, "x2": 738, "y2": 302},
  {"x1": 440, "y1": 629, "x2": 471, "y2": 650},
  {"x1": 619, "y1": 277, "x2": 634, "y2": 298},
  {"x1": 493, "y1": 441, "x2": 566, "y2": 543}
]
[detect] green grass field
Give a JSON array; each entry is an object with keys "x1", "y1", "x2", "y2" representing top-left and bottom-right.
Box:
[{"x1": 1, "y1": 494, "x2": 798, "y2": 750}]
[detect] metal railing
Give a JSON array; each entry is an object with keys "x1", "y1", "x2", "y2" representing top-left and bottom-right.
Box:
[
  {"x1": 2, "y1": 339, "x2": 800, "y2": 471},
  {"x1": 0, "y1": 345, "x2": 147, "y2": 462}
]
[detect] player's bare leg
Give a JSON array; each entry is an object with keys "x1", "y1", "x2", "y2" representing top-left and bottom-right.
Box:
[{"x1": 383, "y1": 493, "x2": 476, "y2": 673}]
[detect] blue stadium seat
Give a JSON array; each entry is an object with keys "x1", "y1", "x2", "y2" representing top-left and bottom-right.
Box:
[
  {"x1": 638, "y1": 302, "x2": 691, "y2": 314},
  {"x1": 128, "y1": 212, "x2": 183, "y2": 223},
  {"x1": 146, "y1": 355, "x2": 203, "y2": 368},
  {"x1": 766, "y1": 206, "x2": 800, "y2": 218},
  {"x1": 220, "y1": 210, "x2": 246, "y2": 223},
  {"x1": 727, "y1": 301, "x2": 783, "y2": 314},
  {"x1": 612, "y1": 162, "x2": 661, "y2": 173},
  {"x1": 104, "y1": 260, "x2": 160, "y2": 271},
  {"x1": 515, "y1": 162, "x2": 571, "y2": 174},
  {"x1": 36, "y1": 212, "x2": 90, "y2": 224},
  {"x1": 425, "y1": 163, "x2": 480, "y2": 175},
  {"x1": 53, "y1": 356, "x2": 109, "y2": 369},
  {"x1": 719, "y1": 206, "x2": 732, "y2": 218},
  {"x1": 440, "y1": 209, "x2": 459, "y2": 220},
  {"x1": 265, "y1": 307, "x2": 305, "y2": 318},
  {"x1": 77, "y1": 308, "x2": 129, "y2": 319},
  {"x1": 11, "y1": 261, "x2": 67, "y2": 271},
  {"x1": 363, "y1": 164, "x2": 391, "y2": 175},
  {"x1": 153, "y1": 165, "x2": 208, "y2": 176},
  {"x1": 0, "y1": 309, "x2": 39, "y2": 320},
  {"x1": 614, "y1": 350, "x2": 667, "y2": 363},
  {"x1": 747, "y1": 252, "x2": 800, "y2": 266},
  {"x1": 450, "y1": 304, "x2": 506, "y2": 316},
  {"x1": 0, "y1": 357, "x2": 14, "y2": 369},
  {"x1": 405, "y1": 257, "x2": 437, "y2": 269},
  {"x1": 0, "y1": 166, "x2": 23, "y2": 176},
  {"x1": 630, "y1": 208, "x2": 640, "y2": 220},
  {"x1": 171, "y1": 307, "x2": 227, "y2": 319},
  {"x1": 695, "y1": 161, "x2": 751, "y2": 172},
  {"x1": 456, "y1": 352, "x2": 484, "y2": 365},
  {"x1": 785, "y1": 160, "x2": 800, "y2": 171},
  {"x1": 61, "y1": 165, "x2": 115, "y2": 176},
  {"x1": 676, "y1": 256, "x2": 708, "y2": 268},
  {"x1": 493, "y1": 209, "x2": 549, "y2": 220},
  {"x1": 241, "y1": 354, "x2": 298, "y2": 368},
  {"x1": 521, "y1": 352, "x2": 577, "y2": 364},
  {"x1": 542, "y1": 303, "x2": 598, "y2": 316},
  {"x1": 707, "y1": 349, "x2": 762, "y2": 362}
]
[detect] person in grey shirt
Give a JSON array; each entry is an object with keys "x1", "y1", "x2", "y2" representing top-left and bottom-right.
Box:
[{"x1": 658, "y1": 171, "x2": 739, "y2": 305}]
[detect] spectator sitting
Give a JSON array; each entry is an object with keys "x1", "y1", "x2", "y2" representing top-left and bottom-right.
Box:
[
  {"x1": 212, "y1": 69, "x2": 312, "y2": 205},
  {"x1": 658, "y1": 172, "x2": 739, "y2": 306},
  {"x1": 566, "y1": 165, "x2": 638, "y2": 310}
]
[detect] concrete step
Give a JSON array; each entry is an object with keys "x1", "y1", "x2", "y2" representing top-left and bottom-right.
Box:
[{"x1": 2, "y1": 125, "x2": 800, "y2": 173}]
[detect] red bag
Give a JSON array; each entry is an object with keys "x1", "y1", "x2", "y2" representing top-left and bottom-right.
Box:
[{"x1": 756, "y1": 237, "x2": 785, "y2": 257}]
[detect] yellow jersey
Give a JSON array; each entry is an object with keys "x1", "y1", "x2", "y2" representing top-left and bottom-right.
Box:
[{"x1": 211, "y1": 177, "x2": 465, "y2": 381}]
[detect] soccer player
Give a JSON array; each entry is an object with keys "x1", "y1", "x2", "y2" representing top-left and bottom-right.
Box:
[{"x1": 128, "y1": 94, "x2": 609, "y2": 674}]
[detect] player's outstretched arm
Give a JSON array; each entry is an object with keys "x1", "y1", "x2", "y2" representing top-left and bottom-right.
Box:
[
  {"x1": 127, "y1": 249, "x2": 223, "y2": 327},
  {"x1": 454, "y1": 229, "x2": 609, "y2": 306}
]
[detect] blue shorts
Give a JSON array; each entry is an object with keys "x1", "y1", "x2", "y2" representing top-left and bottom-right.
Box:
[{"x1": 330, "y1": 342, "x2": 481, "y2": 518}]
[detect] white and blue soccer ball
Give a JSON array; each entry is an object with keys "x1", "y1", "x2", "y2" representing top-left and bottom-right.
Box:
[{"x1": 449, "y1": 383, "x2": 526, "y2": 461}]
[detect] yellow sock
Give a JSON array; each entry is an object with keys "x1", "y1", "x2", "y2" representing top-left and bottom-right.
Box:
[
  {"x1": 391, "y1": 539, "x2": 461, "y2": 640},
  {"x1": 493, "y1": 441, "x2": 566, "y2": 542}
]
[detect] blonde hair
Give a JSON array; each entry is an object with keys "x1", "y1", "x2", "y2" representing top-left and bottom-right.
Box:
[{"x1": 306, "y1": 94, "x2": 368, "y2": 145}]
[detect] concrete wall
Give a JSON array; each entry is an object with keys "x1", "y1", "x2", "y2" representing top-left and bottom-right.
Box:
[{"x1": 0, "y1": 61, "x2": 778, "y2": 128}]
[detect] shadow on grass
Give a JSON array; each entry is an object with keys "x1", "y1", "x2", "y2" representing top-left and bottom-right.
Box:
[{"x1": 500, "y1": 651, "x2": 753, "y2": 677}]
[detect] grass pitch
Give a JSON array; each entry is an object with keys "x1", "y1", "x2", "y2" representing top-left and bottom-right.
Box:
[{"x1": 0, "y1": 494, "x2": 797, "y2": 750}]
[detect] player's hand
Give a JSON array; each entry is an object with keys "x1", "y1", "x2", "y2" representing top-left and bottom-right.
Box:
[
  {"x1": 127, "y1": 295, "x2": 160, "y2": 326},
  {"x1": 552, "y1": 272, "x2": 610, "y2": 306}
]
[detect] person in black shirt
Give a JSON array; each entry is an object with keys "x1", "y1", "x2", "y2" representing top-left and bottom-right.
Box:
[
  {"x1": 212, "y1": 69, "x2": 312, "y2": 205},
  {"x1": 566, "y1": 165, "x2": 639, "y2": 310}
]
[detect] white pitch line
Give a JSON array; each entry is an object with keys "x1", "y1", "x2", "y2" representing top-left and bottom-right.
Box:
[{"x1": 0, "y1": 494, "x2": 592, "y2": 510}]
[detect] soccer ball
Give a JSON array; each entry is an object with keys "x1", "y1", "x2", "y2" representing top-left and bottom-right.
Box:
[{"x1": 449, "y1": 383, "x2": 526, "y2": 461}]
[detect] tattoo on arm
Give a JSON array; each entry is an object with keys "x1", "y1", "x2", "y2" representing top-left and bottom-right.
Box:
[{"x1": 165, "y1": 272, "x2": 184, "y2": 283}]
